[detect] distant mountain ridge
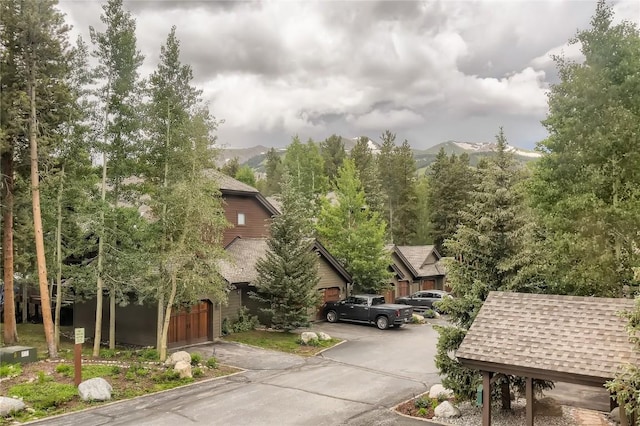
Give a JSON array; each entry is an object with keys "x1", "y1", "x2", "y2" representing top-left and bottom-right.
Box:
[{"x1": 219, "y1": 138, "x2": 541, "y2": 173}]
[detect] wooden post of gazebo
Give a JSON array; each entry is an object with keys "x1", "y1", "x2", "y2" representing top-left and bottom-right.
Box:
[
  {"x1": 525, "y1": 377, "x2": 533, "y2": 426},
  {"x1": 482, "y1": 371, "x2": 492, "y2": 426}
]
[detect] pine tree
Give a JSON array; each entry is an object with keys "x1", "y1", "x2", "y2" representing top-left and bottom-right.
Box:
[
  {"x1": 0, "y1": 0, "x2": 74, "y2": 356},
  {"x1": 425, "y1": 149, "x2": 476, "y2": 254},
  {"x1": 529, "y1": 0, "x2": 640, "y2": 297},
  {"x1": 435, "y1": 129, "x2": 530, "y2": 401},
  {"x1": 90, "y1": 0, "x2": 145, "y2": 353},
  {"x1": 389, "y1": 140, "x2": 418, "y2": 245},
  {"x1": 350, "y1": 137, "x2": 384, "y2": 214},
  {"x1": 252, "y1": 172, "x2": 320, "y2": 330},
  {"x1": 316, "y1": 159, "x2": 391, "y2": 294},
  {"x1": 320, "y1": 134, "x2": 346, "y2": 185},
  {"x1": 264, "y1": 147, "x2": 283, "y2": 196},
  {"x1": 284, "y1": 136, "x2": 327, "y2": 203}
]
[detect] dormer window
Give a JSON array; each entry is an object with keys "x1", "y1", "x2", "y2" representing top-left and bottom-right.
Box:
[{"x1": 237, "y1": 212, "x2": 245, "y2": 226}]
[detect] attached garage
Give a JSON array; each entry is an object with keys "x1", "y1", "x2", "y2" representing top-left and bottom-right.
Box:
[{"x1": 168, "y1": 301, "x2": 212, "y2": 347}]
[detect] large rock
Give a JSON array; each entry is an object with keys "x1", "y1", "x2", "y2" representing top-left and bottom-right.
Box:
[
  {"x1": 412, "y1": 313, "x2": 425, "y2": 324},
  {"x1": 0, "y1": 397, "x2": 26, "y2": 416},
  {"x1": 174, "y1": 360, "x2": 192, "y2": 378},
  {"x1": 300, "y1": 332, "x2": 318, "y2": 344},
  {"x1": 434, "y1": 401, "x2": 461, "y2": 418},
  {"x1": 610, "y1": 407, "x2": 620, "y2": 423},
  {"x1": 317, "y1": 332, "x2": 331, "y2": 341},
  {"x1": 429, "y1": 383, "x2": 454, "y2": 399},
  {"x1": 164, "y1": 351, "x2": 191, "y2": 367},
  {"x1": 78, "y1": 377, "x2": 112, "y2": 401},
  {"x1": 534, "y1": 397, "x2": 563, "y2": 417}
]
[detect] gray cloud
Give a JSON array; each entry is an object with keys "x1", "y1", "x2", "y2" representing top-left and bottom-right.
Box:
[{"x1": 57, "y1": 0, "x2": 640, "y2": 150}]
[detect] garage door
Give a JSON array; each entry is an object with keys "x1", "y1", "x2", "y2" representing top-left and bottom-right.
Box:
[
  {"x1": 323, "y1": 287, "x2": 341, "y2": 302},
  {"x1": 422, "y1": 280, "x2": 436, "y2": 290},
  {"x1": 168, "y1": 301, "x2": 211, "y2": 348}
]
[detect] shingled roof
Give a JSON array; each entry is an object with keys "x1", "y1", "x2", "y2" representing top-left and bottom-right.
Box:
[
  {"x1": 394, "y1": 245, "x2": 445, "y2": 278},
  {"x1": 218, "y1": 238, "x2": 268, "y2": 284},
  {"x1": 456, "y1": 291, "x2": 638, "y2": 386}
]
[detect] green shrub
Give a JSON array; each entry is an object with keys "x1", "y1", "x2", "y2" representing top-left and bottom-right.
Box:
[
  {"x1": 110, "y1": 365, "x2": 122, "y2": 375},
  {"x1": 192, "y1": 368, "x2": 204, "y2": 378},
  {"x1": 139, "y1": 348, "x2": 159, "y2": 360},
  {"x1": 422, "y1": 309, "x2": 436, "y2": 319},
  {"x1": 0, "y1": 363, "x2": 22, "y2": 378},
  {"x1": 297, "y1": 337, "x2": 320, "y2": 346},
  {"x1": 190, "y1": 352, "x2": 202, "y2": 366},
  {"x1": 9, "y1": 381, "x2": 77, "y2": 410},
  {"x1": 99, "y1": 348, "x2": 117, "y2": 359},
  {"x1": 414, "y1": 397, "x2": 431, "y2": 409},
  {"x1": 230, "y1": 307, "x2": 259, "y2": 333},
  {"x1": 153, "y1": 369, "x2": 181, "y2": 383},
  {"x1": 37, "y1": 370, "x2": 47, "y2": 384},
  {"x1": 206, "y1": 357, "x2": 218, "y2": 369},
  {"x1": 417, "y1": 407, "x2": 428, "y2": 417},
  {"x1": 83, "y1": 364, "x2": 119, "y2": 379},
  {"x1": 55, "y1": 364, "x2": 72, "y2": 377}
]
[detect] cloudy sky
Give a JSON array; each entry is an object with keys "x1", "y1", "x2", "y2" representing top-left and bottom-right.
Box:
[{"x1": 57, "y1": 0, "x2": 640, "y2": 150}]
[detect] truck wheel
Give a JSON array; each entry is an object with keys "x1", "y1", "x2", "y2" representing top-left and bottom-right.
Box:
[
  {"x1": 326, "y1": 310, "x2": 338, "y2": 323},
  {"x1": 376, "y1": 316, "x2": 389, "y2": 330}
]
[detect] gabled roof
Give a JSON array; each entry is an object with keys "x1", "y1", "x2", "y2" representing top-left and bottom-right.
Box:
[
  {"x1": 218, "y1": 237, "x2": 268, "y2": 284},
  {"x1": 205, "y1": 169, "x2": 279, "y2": 216},
  {"x1": 392, "y1": 245, "x2": 445, "y2": 278},
  {"x1": 456, "y1": 291, "x2": 638, "y2": 386},
  {"x1": 218, "y1": 237, "x2": 352, "y2": 285}
]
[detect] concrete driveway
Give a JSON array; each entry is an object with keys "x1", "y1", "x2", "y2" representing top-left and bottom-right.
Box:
[{"x1": 28, "y1": 321, "x2": 443, "y2": 426}]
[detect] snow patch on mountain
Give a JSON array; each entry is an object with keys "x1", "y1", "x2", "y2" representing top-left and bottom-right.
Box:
[{"x1": 453, "y1": 141, "x2": 540, "y2": 158}]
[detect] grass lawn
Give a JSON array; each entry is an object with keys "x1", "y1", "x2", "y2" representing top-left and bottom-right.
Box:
[
  {"x1": 222, "y1": 329, "x2": 341, "y2": 356},
  {"x1": 6, "y1": 323, "x2": 77, "y2": 358}
]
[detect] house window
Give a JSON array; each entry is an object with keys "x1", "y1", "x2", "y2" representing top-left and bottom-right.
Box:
[{"x1": 237, "y1": 212, "x2": 245, "y2": 226}]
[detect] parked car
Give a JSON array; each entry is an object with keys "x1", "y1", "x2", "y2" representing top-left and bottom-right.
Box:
[
  {"x1": 321, "y1": 294, "x2": 414, "y2": 330},
  {"x1": 395, "y1": 290, "x2": 452, "y2": 313}
]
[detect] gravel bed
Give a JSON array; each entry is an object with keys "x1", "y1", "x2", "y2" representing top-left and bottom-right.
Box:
[{"x1": 432, "y1": 399, "x2": 580, "y2": 426}]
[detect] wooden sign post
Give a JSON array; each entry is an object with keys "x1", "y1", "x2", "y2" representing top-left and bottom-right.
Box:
[{"x1": 74, "y1": 328, "x2": 84, "y2": 386}]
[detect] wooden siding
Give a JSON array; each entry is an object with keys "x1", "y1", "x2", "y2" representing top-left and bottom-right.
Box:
[
  {"x1": 317, "y1": 257, "x2": 347, "y2": 297},
  {"x1": 389, "y1": 252, "x2": 414, "y2": 299},
  {"x1": 168, "y1": 301, "x2": 211, "y2": 347},
  {"x1": 223, "y1": 194, "x2": 273, "y2": 246},
  {"x1": 221, "y1": 289, "x2": 243, "y2": 324}
]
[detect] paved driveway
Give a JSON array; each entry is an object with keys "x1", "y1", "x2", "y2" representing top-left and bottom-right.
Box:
[{"x1": 28, "y1": 322, "x2": 443, "y2": 426}]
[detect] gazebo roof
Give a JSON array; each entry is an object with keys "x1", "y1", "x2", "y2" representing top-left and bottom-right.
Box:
[{"x1": 456, "y1": 291, "x2": 637, "y2": 386}]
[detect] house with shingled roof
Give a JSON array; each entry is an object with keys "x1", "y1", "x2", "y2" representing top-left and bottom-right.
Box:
[
  {"x1": 456, "y1": 291, "x2": 638, "y2": 426},
  {"x1": 216, "y1": 236, "x2": 352, "y2": 333},
  {"x1": 384, "y1": 244, "x2": 447, "y2": 302}
]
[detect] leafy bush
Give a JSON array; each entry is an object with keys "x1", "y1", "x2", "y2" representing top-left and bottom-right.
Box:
[
  {"x1": 99, "y1": 349, "x2": 117, "y2": 359},
  {"x1": 125, "y1": 364, "x2": 149, "y2": 380},
  {"x1": 110, "y1": 366, "x2": 122, "y2": 375},
  {"x1": 192, "y1": 368, "x2": 203, "y2": 378},
  {"x1": 0, "y1": 363, "x2": 22, "y2": 378},
  {"x1": 83, "y1": 364, "x2": 119, "y2": 379},
  {"x1": 422, "y1": 309, "x2": 436, "y2": 319},
  {"x1": 230, "y1": 307, "x2": 259, "y2": 333},
  {"x1": 9, "y1": 381, "x2": 77, "y2": 410},
  {"x1": 417, "y1": 407, "x2": 429, "y2": 417},
  {"x1": 55, "y1": 364, "x2": 72, "y2": 377},
  {"x1": 139, "y1": 348, "x2": 159, "y2": 360},
  {"x1": 153, "y1": 369, "x2": 181, "y2": 382},
  {"x1": 190, "y1": 352, "x2": 202, "y2": 366},
  {"x1": 414, "y1": 397, "x2": 431, "y2": 409},
  {"x1": 297, "y1": 337, "x2": 320, "y2": 346},
  {"x1": 206, "y1": 357, "x2": 218, "y2": 369}
]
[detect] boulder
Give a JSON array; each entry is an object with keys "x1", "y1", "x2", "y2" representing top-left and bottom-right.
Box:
[
  {"x1": 434, "y1": 401, "x2": 461, "y2": 418},
  {"x1": 300, "y1": 332, "x2": 318, "y2": 344},
  {"x1": 174, "y1": 360, "x2": 192, "y2": 379},
  {"x1": 429, "y1": 383, "x2": 454, "y2": 399},
  {"x1": 317, "y1": 332, "x2": 331, "y2": 341},
  {"x1": 610, "y1": 407, "x2": 620, "y2": 423},
  {"x1": 0, "y1": 397, "x2": 26, "y2": 416},
  {"x1": 78, "y1": 377, "x2": 112, "y2": 401},
  {"x1": 533, "y1": 397, "x2": 563, "y2": 417},
  {"x1": 164, "y1": 351, "x2": 191, "y2": 367},
  {"x1": 412, "y1": 313, "x2": 425, "y2": 323}
]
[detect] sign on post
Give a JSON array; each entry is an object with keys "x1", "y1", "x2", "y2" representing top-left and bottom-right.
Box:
[
  {"x1": 74, "y1": 328, "x2": 85, "y2": 345},
  {"x1": 74, "y1": 328, "x2": 84, "y2": 386}
]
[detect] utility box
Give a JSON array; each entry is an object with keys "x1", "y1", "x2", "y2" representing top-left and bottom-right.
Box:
[
  {"x1": 0, "y1": 346, "x2": 38, "y2": 364},
  {"x1": 476, "y1": 384, "x2": 483, "y2": 407}
]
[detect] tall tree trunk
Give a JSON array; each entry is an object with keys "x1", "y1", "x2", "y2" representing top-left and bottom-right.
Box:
[
  {"x1": 28, "y1": 69, "x2": 57, "y2": 358},
  {"x1": 1, "y1": 150, "x2": 18, "y2": 344},
  {"x1": 54, "y1": 166, "x2": 64, "y2": 346},
  {"x1": 93, "y1": 151, "x2": 107, "y2": 356},
  {"x1": 159, "y1": 272, "x2": 178, "y2": 362},
  {"x1": 109, "y1": 190, "x2": 119, "y2": 350},
  {"x1": 93, "y1": 81, "x2": 110, "y2": 357},
  {"x1": 157, "y1": 102, "x2": 170, "y2": 350}
]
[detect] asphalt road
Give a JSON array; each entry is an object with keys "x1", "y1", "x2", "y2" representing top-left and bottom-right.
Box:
[{"x1": 26, "y1": 321, "x2": 444, "y2": 426}]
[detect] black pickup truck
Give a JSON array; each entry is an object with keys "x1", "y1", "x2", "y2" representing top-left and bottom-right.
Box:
[{"x1": 321, "y1": 294, "x2": 414, "y2": 329}]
